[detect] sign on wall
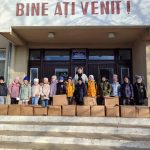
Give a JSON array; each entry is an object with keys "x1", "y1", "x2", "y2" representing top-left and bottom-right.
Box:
[{"x1": 0, "y1": 0, "x2": 150, "y2": 31}]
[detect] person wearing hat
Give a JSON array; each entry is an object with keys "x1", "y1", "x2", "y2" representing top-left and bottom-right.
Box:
[
  {"x1": 133, "y1": 75, "x2": 147, "y2": 105},
  {"x1": 97, "y1": 76, "x2": 111, "y2": 105},
  {"x1": 120, "y1": 76, "x2": 134, "y2": 105},
  {"x1": 66, "y1": 76, "x2": 75, "y2": 105},
  {"x1": 56, "y1": 76, "x2": 66, "y2": 95},
  {"x1": 87, "y1": 75, "x2": 97, "y2": 97},
  {"x1": 19, "y1": 76, "x2": 31, "y2": 105},
  {"x1": 0, "y1": 76, "x2": 7, "y2": 104},
  {"x1": 8, "y1": 76, "x2": 21, "y2": 104},
  {"x1": 74, "y1": 78, "x2": 86, "y2": 105},
  {"x1": 31, "y1": 78, "x2": 41, "y2": 105},
  {"x1": 40, "y1": 77, "x2": 50, "y2": 107}
]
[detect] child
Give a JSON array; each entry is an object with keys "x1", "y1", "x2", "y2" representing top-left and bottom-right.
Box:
[
  {"x1": 40, "y1": 77, "x2": 50, "y2": 107},
  {"x1": 31, "y1": 78, "x2": 40, "y2": 105},
  {"x1": 87, "y1": 75, "x2": 97, "y2": 97},
  {"x1": 111, "y1": 74, "x2": 121, "y2": 97},
  {"x1": 8, "y1": 77, "x2": 21, "y2": 104},
  {"x1": 120, "y1": 76, "x2": 134, "y2": 105},
  {"x1": 19, "y1": 76, "x2": 31, "y2": 105},
  {"x1": 49, "y1": 75, "x2": 57, "y2": 105},
  {"x1": 56, "y1": 76, "x2": 66, "y2": 95},
  {"x1": 66, "y1": 77, "x2": 75, "y2": 105},
  {"x1": 97, "y1": 76, "x2": 111, "y2": 105},
  {"x1": 133, "y1": 75, "x2": 147, "y2": 105},
  {"x1": 0, "y1": 76, "x2": 7, "y2": 104},
  {"x1": 74, "y1": 78, "x2": 86, "y2": 105}
]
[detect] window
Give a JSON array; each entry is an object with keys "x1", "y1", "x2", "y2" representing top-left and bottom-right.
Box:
[
  {"x1": 44, "y1": 50, "x2": 70, "y2": 61},
  {"x1": 0, "y1": 49, "x2": 6, "y2": 77},
  {"x1": 119, "y1": 50, "x2": 131, "y2": 61},
  {"x1": 89, "y1": 50, "x2": 114, "y2": 60},
  {"x1": 30, "y1": 68, "x2": 38, "y2": 83},
  {"x1": 55, "y1": 68, "x2": 68, "y2": 80},
  {"x1": 30, "y1": 50, "x2": 41, "y2": 60},
  {"x1": 72, "y1": 50, "x2": 87, "y2": 60},
  {"x1": 121, "y1": 67, "x2": 130, "y2": 83}
]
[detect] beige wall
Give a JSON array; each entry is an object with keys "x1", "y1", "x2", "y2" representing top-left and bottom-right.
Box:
[{"x1": 9, "y1": 45, "x2": 28, "y2": 83}]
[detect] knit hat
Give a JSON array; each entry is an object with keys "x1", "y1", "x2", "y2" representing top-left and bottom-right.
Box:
[
  {"x1": 89, "y1": 75, "x2": 94, "y2": 80},
  {"x1": 0, "y1": 76, "x2": 4, "y2": 81},
  {"x1": 135, "y1": 75, "x2": 142, "y2": 80},
  {"x1": 15, "y1": 76, "x2": 20, "y2": 81},
  {"x1": 68, "y1": 76, "x2": 72, "y2": 80},
  {"x1": 59, "y1": 76, "x2": 64, "y2": 81},
  {"x1": 34, "y1": 78, "x2": 39, "y2": 83},
  {"x1": 23, "y1": 76, "x2": 29, "y2": 81}
]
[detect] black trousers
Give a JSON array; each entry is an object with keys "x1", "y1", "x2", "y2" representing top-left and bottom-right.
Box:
[{"x1": 11, "y1": 98, "x2": 18, "y2": 104}]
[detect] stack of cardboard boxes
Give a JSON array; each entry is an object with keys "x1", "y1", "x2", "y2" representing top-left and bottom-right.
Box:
[{"x1": 0, "y1": 95, "x2": 150, "y2": 118}]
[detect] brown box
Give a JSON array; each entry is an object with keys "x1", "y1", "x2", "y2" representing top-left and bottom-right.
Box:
[
  {"x1": 62, "y1": 105, "x2": 76, "y2": 116},
  {"x1": 84, "y1": 97, "x2": 97, "y2": 106},
  {"x1": 104, "y1": 97, "x2": 119, "y2": 107},
  {"x1": 21, "y1": 105, "x2": 33, "y2": 116},
  {"x1": 77, "y1": 106, "x2": 90, "y2": 117},
  {"x1": 8, "y1": 105, "x2": 21, "y2": 116},
  {"x1": 0, "y1": 105, "x2": 8, "y2": 115},
  {"x1": 53, "y1": 95, "x2": 68, "y2": 106},
  {"x1": 91, "y1": 106, "x2": 105, "y2": 117},
  {"x1": 106, "y1": 106, "x2": 120, "y2": 117},
  {"x1": 48, "y1": 106, "x2": 61, "y2": 116},
  {"x1": 34, "y1": 106, "x2": 47, "y2": 116},
  {"x1": 136, "y1": 106, "x2": 150, "y2": 118},
  {"x1": 120, "y1": 106, "x2": 136, "y2": 118}
]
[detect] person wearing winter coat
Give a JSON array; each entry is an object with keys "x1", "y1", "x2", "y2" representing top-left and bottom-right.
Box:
[
  {"x1": 111, "y1": 74, "x2": 121, "y2": 97},
  {"x1": 133, "y1": 75, "x2": 147, "y2": 105},
  {"x1": 120, "y1": 76, "x2": 134, "y2": 105},
  {"x1": 8, "y1": 77, "x2": 21, "y2": 104},
  {"x1": 19, "y1": 76, "x2": 31, "y2": 105},
  {"x1": 97, "y1": 76, "x2": 111, "y2": 105},
  {"x1": 56, "y1": 76, "x2": 66, "y2": 95},
  {"x1": 0, "y1": 76, "x2": 8, "y2": 104},
  {"x1": 73, "y1": 66, "x2": 88, "y2": 85},
  {"x1": 49, "y1": 75, "x2": 57, "y2": 105},
  {"x1": 31, "y1": 78, "x2": 41, "y2": 105},
  {"x1": 74, "y1": 78, "x2": 86, "y2": 105},
  {"x1": 66, "y1": 77, "x2": 75, "y2": 105},
  {"x1": 87, "y1": 75, "x2": 97, "y2": 97},
  {"x1": 40, "y1": 77, "x2": 50, "y2": 107}
]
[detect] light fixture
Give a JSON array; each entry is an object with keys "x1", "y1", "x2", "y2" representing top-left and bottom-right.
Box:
[
  {"x1": 48, "y1": 32, "x2": 55, "y2": 39},
  {"x1": 107, "y1": 32, "x2": 116, "y2": 39}
]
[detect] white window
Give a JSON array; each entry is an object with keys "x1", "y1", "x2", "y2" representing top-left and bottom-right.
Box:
[
  {"x1": 30, "y1": 68, "x2": 38, "y2": 83},
  {"x1": 0, "y1": 49, "x2": 6, "y2": 77}
]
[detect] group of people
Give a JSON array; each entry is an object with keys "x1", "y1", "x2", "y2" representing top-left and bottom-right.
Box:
[{"x1": 0, "y1": 66, "x2": 147, "y2": 107}]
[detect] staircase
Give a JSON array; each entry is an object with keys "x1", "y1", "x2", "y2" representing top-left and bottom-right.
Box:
[{"x1": 0, "y1": 116, "x2": 150, "y2": 150}]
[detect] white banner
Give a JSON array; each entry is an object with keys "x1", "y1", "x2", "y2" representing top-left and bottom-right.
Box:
[{"x1": 0, "y1": 0, "x2": 150, "y2": 31}]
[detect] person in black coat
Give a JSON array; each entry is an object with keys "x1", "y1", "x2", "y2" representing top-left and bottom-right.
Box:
[
  {"x1": 133, "y1": 75, "x2": 147, "y2": 105},
  {"x1": 74, "y1": 78, "x2": 86, "y2": 105},
  {"x1": 120, "y1": 76, "x2": 134, "y2": 105},
  {"x1": 0, "y1": 76, "x2": 8, "y2": 104},
  {"x1": 56, "y1": 76, "x2": 66, "y2": 95}
]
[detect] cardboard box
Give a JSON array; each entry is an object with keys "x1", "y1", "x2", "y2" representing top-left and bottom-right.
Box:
[
  {"x1": 48, "y1": 106, "x2": 61, "y2": 116},
  {"x1": 34, "y1": 106, "x2": 47, "y2": 116},
  {"x1": 77, "y1": 105, "x2": 90, "y2": 117},
  {"x1": 21, "y1": 105, "x2": 33, "y2": 116},
  {"x1": 53, "y1": 95, "x2": 68, "y2": 106},
  {"x1": 8, "y1": 105, "x2": 21, "y2": 116},
  {"x1": 62, "y1": 105, "x2": 76, "y2": 116},
  {"x1": 83, "y1": 97, "x2": 97, "y2": 106},
  {"x1": 120, "y1": 106, "x2": 136, "y2": 118},
  {"x1": 0, "y1": 105, "x2": 8, "y2": 115},
  {"x1": 136, "y1": 106, "x2": 150, "y2": 118},
  {"x1": 104, "y1": 97, "x2": 119, "y2": 107},
  {"x1": 91, "y1": 105, "x2": 105, "y2": 117},
  {"x1": 106, "y1": 106, "x2": 120, "y2": 117}
]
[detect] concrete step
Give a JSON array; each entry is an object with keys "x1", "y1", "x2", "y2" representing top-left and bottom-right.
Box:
[{"x1": 0, "y1": 116, "x2": 150, "y2": 149}]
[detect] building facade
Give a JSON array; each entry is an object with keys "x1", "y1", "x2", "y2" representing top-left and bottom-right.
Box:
[{"x1": 0, "y1": 0, "x2": 150, "y2": 105}]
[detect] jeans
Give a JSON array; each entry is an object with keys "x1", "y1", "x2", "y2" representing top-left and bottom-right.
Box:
[
  {"x1": 0, "y1": 96, "x2": 5, "y2": 104},
  {"x1": 32, "y1": 97, "x2": 39, "y2": 105},
  {"x1": 41, "y1": 99, "x2": 49, "y2": 107}
]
